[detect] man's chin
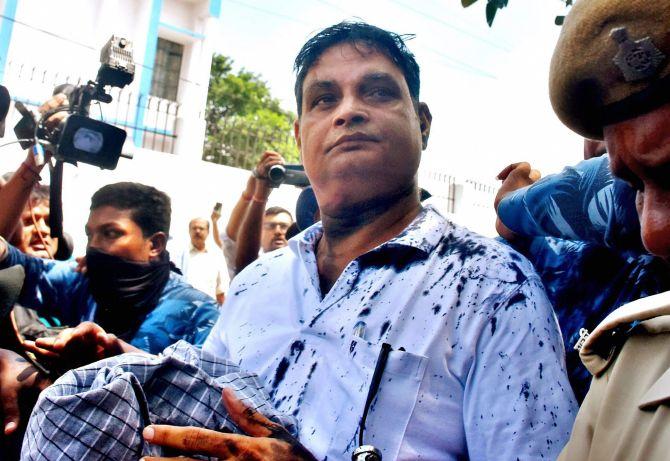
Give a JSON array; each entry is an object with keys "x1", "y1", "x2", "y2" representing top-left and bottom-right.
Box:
[
  {"x1": 269, "y1": 241, "x2": 288, "y2": 251},
  {"x1": 27, "y1": 248, "x2": 53, "y2": 259}
]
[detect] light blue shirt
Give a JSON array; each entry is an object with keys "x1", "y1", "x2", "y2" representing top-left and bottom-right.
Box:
[{"x1": 204, "y1": 205, "x2": 577, "y2": 460}]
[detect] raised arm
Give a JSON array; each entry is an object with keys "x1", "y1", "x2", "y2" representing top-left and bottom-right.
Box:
[
  {"x1": 234, "y1": 151, "x2": 284, "y2": 273},
  {"x1": 0, "y1": 94, "x2": 67, "y2": 242},
  {"x1": 225, "y1": 175, "x2": 257, "y2": 243},
  {"x1": 497, "y1": 156, "x2": 641, "y2": 249}
]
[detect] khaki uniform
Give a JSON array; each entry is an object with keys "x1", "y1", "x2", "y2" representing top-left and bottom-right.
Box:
[{"x1": 559, "y1": 291, "x2": 670, "y2": 460}]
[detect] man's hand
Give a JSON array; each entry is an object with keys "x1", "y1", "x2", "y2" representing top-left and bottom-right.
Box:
[
  {"x1": 23, "y1": 321, "x2": 138, "y2": 371},
  {"x1": 494, "y1": 162, "x2": 541, "y2": 241},
  {"x1": 38, "y1": 93, "x2": 69, "y2": 132},
  {"x1": 211, "y1": 208, "x2": 222, "y2": 223},
  {"x1": 141, "y1": 388, "x2": 317, "y2": 461},
  {"x1": 252, "y1": 151, "x2": 285, "y2": 181},
  {"x1": 0, "y1": 348, "x2": 51, "y2": 435}
]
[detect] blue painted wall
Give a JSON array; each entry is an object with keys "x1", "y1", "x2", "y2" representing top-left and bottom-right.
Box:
[
  {"x1": 133, "y1": 0, "x2": 163, "y2": 146},
  {"x1": 0, "y1": 0, "x2": 19, "y2": 84}
]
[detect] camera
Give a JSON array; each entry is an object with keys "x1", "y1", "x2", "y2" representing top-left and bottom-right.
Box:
[
  {"x1": 267, "y1": 164, "x2": 310, "y2": 188},
  {"x1": 14, "y1": 35, "x2": 135, "y2": 170}
]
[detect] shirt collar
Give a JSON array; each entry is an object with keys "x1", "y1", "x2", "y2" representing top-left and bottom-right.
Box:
[
  {"x1": 190, "y1": 244, "x2": 209, "y2": 253},
  {"x1": 294, "y1": 205, "x2": 449, "y2": 257}
]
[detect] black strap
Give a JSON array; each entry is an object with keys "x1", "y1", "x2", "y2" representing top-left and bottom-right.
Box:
[{"x1": 358, "y1": 342, "x2": 392, "y2": 447}]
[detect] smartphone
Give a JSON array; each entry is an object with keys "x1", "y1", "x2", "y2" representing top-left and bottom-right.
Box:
[{"x1": 213, "y1": 202, "x2": 222, "y2": 212}]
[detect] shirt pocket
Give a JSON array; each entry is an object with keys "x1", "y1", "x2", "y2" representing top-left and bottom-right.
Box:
[{"x1": 325, "y1": 334, "x2": 428, "y2": 461}]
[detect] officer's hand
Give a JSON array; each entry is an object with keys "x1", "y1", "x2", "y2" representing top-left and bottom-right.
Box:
[
  {"x1": 494, "y1": 162, "x2": 541, "y2": 241},
  {"x1": 141, "y1": 388, "x2": 317, "y2": 461},
  {"x1": 23, "y1": 321, "x2": 133, "y2": 371},
  {"x1": 0, "y1": 348, "x2": 51, "y2": 435}
]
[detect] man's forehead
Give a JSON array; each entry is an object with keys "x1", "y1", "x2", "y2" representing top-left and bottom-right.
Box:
[
  {"x1": 302, "y1": 42, "x2": 403, "y2": 86},
  {"x1": 87, "y1": 206, "x2": 133, "y2": 226}
]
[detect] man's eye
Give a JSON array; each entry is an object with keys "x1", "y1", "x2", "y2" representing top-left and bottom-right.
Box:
[
  {"x1": 312, "y1": 95, "x2": 336, "y2": 107},
  {"x1": 104, "y1": 229, "x2": 122, "y2": 239},
  {"x1": 368, "y1": 88, "x2": 394, "y2": 99}
]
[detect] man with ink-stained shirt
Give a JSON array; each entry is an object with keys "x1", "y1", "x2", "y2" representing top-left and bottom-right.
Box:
[{"x1": 134, "y1": 22, "x2": 577, "y2": 461}]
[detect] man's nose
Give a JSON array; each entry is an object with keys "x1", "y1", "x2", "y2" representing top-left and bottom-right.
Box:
[
  {"x1": 638, "y1": 186, "x2": 670, "y2": 258},
  {"x1": 33, "y1": 216, "x2": 50, "y2": 235},
  {"x1": 334, "y1": 95, "x2": 368, "y2": 127}
]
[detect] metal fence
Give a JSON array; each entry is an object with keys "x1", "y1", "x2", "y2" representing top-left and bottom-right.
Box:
[
  {"x1": 203, "y1": 115, "x2": 297, "y2": 170},
  {"x1": 3, "y1": 60, "x2": 180, "y2": 154}
]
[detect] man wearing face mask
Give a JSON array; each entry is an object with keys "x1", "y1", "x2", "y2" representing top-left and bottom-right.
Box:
[{"x1": 0, "y1": 180, "x2": 219, "y2": 353}]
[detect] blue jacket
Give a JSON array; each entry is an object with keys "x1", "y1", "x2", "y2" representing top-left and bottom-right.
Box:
[
  {"x1": 1, "y1": 244, "x2": 219, "y2": 354},
  {"x1": 498, "y1": 156, "x2": 670, "y2": 402}
]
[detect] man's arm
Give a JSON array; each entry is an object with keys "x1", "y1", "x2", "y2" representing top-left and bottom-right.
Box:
[
  {"x1": 0, "y1": 151, "x2": 46, "y2": 241},
  {"x1": 0, "y1": 241, "x2": 84, "y2": 322},
  {"x1": 142, "y1": 388, "x2": 317, "y2": 461},
  {"x1": 234, "y1": 151, "x2": 284, "y2": 273},
  {"x1": 0, "y1": 348, "x2": 52, "y2": 435},
  {"x1": 224, "y1": 175, "x2": 257, "y2": 244},
  {"x1": 463, "y1": 277, "x2": 577, "y2": 460},
  {"x1": 0, "y1": 94, "x2": 67, "y2": 241},
  {"x1": 497, "y1": 156, "x2": 641, "y2": 249}
]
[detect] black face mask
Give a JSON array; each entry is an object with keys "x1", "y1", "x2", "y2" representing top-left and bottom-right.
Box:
[{"x1": 86, "y1": 248, "x2": 172, "y2": 337}]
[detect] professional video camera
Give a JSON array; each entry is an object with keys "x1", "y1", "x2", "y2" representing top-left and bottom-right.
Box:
[
  {"x1": 267, "y1": 164, "x2": 310, "y2": 188},
  {"x1": 14, "y1": 35, "x2": 134, "y2": 170}
]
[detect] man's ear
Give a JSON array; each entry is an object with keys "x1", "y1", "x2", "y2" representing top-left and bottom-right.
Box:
[
  {"x1": 148, "y1": 232, "x2": 167, "y2": 259},
  {"x1": 419, "y1": 102, "x2": 432, "y2": 150},
  {"x1": 293, "y1": 119, "x2": 302, "y2": 153}
]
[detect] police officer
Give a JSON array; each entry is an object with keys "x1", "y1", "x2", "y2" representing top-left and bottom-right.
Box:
[{"x1": 550, "y1": 0, "x2": 670, "y2": 459}]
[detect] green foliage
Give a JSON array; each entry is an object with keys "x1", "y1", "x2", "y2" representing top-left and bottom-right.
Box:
[
  {"x1": 203, "y1": 54, "x2": 299, "y2": 169},
  {"x1": 462, "y1": 0, "x2": 572, "y2": 27}
]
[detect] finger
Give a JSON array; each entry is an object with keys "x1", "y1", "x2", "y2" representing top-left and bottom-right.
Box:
[
  {"x1": 1, "y1": 377, "x2": 20, "y2": 435},
  {"x1": 99, "y1": 332, "x2": 122, "y2": 356},
  {"x1": 23, "y1": 340, "x2": 61, "y2": 360},
  {"x1": 33, "y1": 337, "x2": 58, "y2": 350},
  {"x1": 496, "y1": 162, "x2": 523, "y2": 180},
  {"x1": 222, "y1": 388, "x2": 276, "y2": 438},
  {"x1": 53, "y1": 328, "x2": 75, "y2": 349},
  {"x1": 529, "y1": 168, "x2": 541, "y2": 182},
  {"x1": 143, "y1": 424, "x2": 247, "y2": 456},
  {"x1": 38, "y1": 94, "x2": 67, "y2": 114}
]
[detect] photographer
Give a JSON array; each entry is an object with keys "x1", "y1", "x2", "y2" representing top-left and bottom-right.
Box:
[{"x1": 213, "y1": 151, "x2": 294, "y2": 275}]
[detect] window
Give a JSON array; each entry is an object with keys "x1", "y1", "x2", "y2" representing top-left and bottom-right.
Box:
[{"x1": 150, "y1": 38, "x2": 183, "y2": 101}]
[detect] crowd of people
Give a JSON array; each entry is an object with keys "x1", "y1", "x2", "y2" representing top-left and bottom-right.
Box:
[{"x1": 0, "y1": 0, "x2": 669, "y2": 459}]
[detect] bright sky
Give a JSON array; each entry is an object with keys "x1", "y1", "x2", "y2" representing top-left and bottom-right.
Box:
[{"x1": 213, "y1": 0, "x2": 583, "y2": 183}]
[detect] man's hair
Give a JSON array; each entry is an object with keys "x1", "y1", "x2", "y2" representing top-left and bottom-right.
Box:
[
  {"x1": 31, "y1": 184, "x2": 50, "y2": 202},
  {"x1": 293, "y1": 21, "x2": 420, "y2": 116},
  {"x1": 90, "y1": 182, "x2": 171, "y2": 237},
  {"x1": 3, "y1": 171, "x2": 50, "y2": 204},
  {"x1": 264, "y1": 206, "x2": 293, "y2": 221},
  {"x1": 189, "y1": 217, "x2": 210, "y2": 230}
]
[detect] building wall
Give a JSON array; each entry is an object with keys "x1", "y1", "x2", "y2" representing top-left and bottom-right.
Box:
[
  {"x1": 0, "y1": 0, "x2": 217, "y2": 159},
  {"x1": 0, "y1": 0, "x2": 498, "y2": 255}
]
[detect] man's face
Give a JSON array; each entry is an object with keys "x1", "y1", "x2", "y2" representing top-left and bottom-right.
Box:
[
  {"x1": 261, "y1": 212, "x2": 292, "y2": 252},
  {"x1": 189, "y1": 219, "x2": 209, "y2": 249},
  {"x1": 18, "y1": 199, "x2": 58, "y2": 259},
  {"x1": 85, "y1": 206, "x2": 155, "y2": 262},
  {"x1": 604, "y1": 102, "x2": 670, "y2": 259},
  {"x1": 294, "y1": 43, "x2": 430, "y2": 218}
]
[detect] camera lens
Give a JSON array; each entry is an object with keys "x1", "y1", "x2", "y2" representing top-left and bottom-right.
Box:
[{"x1": 268, "y1": 164, "x2": 286, "y2": 183}]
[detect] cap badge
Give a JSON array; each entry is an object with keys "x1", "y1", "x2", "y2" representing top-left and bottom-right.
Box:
[{"x1": 611, "y1": 27, "x2": 666, "y2": 82}]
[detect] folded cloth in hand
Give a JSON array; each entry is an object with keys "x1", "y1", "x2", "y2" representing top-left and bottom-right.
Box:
[{"x1": 21, "y1": 340, "x2": 297, "y2": 460}]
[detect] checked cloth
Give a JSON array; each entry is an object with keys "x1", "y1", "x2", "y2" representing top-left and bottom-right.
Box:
[{"x1": 21, "y1": 341, "x2": 297, "y2": 460}]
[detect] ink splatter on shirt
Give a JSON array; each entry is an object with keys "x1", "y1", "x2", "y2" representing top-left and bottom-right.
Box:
[{"x1": 204, "y1": 205, "x2": 577, "y2": 460}]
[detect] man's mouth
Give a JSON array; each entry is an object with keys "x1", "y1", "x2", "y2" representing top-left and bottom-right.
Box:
[{"x1": 327, "y1": 133, "x2": 380, "y2": 153}]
